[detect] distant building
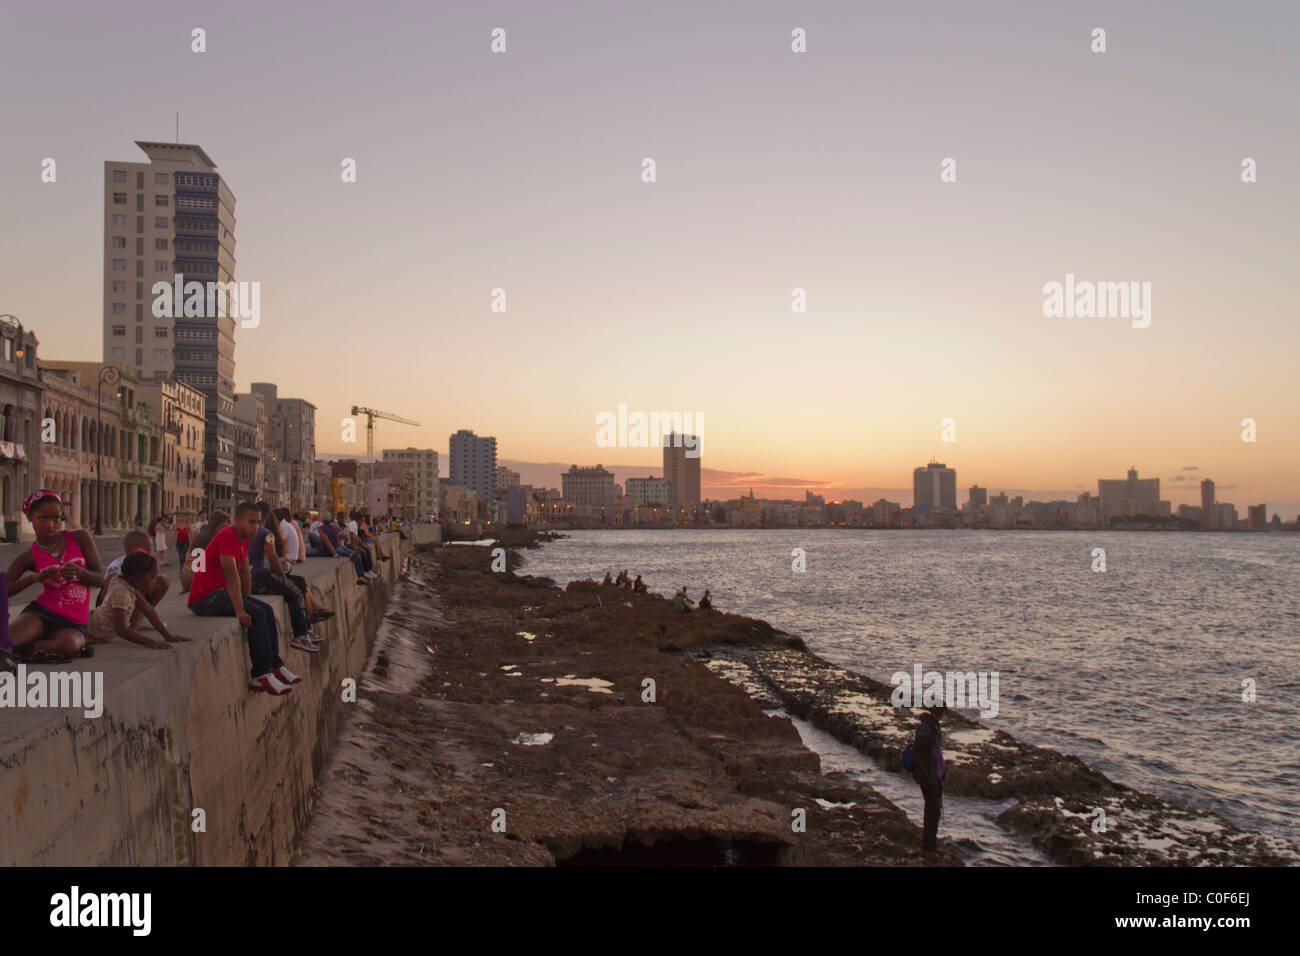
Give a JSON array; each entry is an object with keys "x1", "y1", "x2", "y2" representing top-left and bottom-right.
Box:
[
  {"x1": 1248, "y1": 504, "x2": 1267, "y2": 531},
  {"x1": 625, "y1": 476, "x2": 676, "y2": 507},
  {"x1": 562, "y1": 465, "x2": 618, "y2": 510},
  {"x1": 1098, "y1": 467, "x2": 1162, "y2": 517},
  {"x1": 913, "y1": 461, "x2": 957, "y2": 511},
  {"x1": 383, "y1": 447, "x2": 440, "y2": 518},
  {"x1": 449, "y1": 429, "x2": 497, "y2": 501},
  {"x1": 967, "y1": 485, "x2": 987, "y2": 511},
  {"x1": 251, "y1": 384, "x2": 315, "y2": 510},
  {"x1": 1218, "y1": 502, "x2": 1239, "y2": 530},
  {"x1": 1200, "y1": 479, "x2": 1217, "y2": 529},
  {"x1": 662, "y1": 432, "x2": 701, "y2": 505}
]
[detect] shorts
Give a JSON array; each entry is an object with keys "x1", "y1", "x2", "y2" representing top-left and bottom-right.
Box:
[{"x1": 20, "y1": 602, "x2": 90, "y2": 639}]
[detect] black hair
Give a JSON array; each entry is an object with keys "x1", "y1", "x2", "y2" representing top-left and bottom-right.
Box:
[
  {"x1": 121, "y1": 551, "x2": 158, "y2": 582},
  {"x1": 234, "y1": 501, "x2": 260, "y2": 518}
]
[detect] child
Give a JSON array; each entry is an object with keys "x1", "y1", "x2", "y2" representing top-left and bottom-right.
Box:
[
  {"x1": 7, "y1": 490, "x2": 104, "y2": 661},
  {"x1": 87, "y1": 552, "x2": 190, "y2": 649},
  {"x1": 99, "y1": 530, "x2": 170, "y2": 626}
]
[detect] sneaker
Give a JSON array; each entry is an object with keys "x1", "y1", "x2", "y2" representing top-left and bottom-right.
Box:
[
  {"x1": 365, "y1": 570, "x2": 380, "y2": 579},
  {"x1": 291, "y1": 635, "x2": 320, "y2": 653},
  {"x1": 272, "y1": 666, "x2": 303, "y2": 685},
  {"x1": 306, "y1": 631, "x2": 327, "y2": 643},
  {"x1": 250, "y1": 673, "x2": 292, "y2": 695}
]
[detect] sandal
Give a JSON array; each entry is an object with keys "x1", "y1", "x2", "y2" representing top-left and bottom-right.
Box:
[{"x1": 0, "y1": 649, "x2": 16, "y2": 675}]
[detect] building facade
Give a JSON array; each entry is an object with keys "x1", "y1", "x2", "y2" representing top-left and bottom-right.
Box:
[
  {"x1": 913, "y1": 461, "x2": 957, "y2": 511},
  {"x1": 562, "y1": 465, "x2": 619, "y2": 510},
  {"x1": 103, "y1": 141, "x2": 239, "y2": 513},
  {"x1": 251, "y1": 383, "x2": 315, "y2": 509},
  {"x1": 1, "y1": 319, "x2": 44, "y2": 531},
  {"x1": 383, "y1": 447, "x2": 440, "y2": 518},
  {"x1": 625, "y1": 476, "x2": 676, "y2": 507},
  {"x1": 662, "y1": 432, "x2": 701, "y2": 506},
  {"x1": 449, "y1": 429, "x2": 497, "y2": 501}
]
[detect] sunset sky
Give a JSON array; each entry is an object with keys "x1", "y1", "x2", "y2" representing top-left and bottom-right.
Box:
[{"x1": 3, "y1": 1, "x2": 1296, "y2": 514}]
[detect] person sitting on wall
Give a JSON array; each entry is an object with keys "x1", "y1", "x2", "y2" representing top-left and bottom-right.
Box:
[
  {"x1": 87, "y1": 552, "x2": 190, "y2": 650},
  {"x1": 698, "y1": 589, "x2": 713, "y2": 611},
  {"x1": 632, "y1": 575, "x2": 647, "y2": 593},
  {"x1": 187, "y1": 501, "x2": 302, "y2": 695}
]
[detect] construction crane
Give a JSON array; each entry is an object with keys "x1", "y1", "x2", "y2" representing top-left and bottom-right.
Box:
[{"x1": 350, "y1": 405, "x2": 420, "y2": 460}]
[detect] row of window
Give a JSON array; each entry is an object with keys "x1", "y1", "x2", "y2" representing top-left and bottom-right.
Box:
[
  {"x1": 111, "y1": 237, "x2": 169, "y2": 250},
  {"x1": 109, "y1": 259, "x2": 173, "y2": 272},
  {"x1": 111, "y1": 193, "x2": 170, "y2": 207},
  {"x1": 109, "y1": 325, "x2": 168, "y2": 337},
  {"x1": 113, "y1": 170, "x2": 171, "y2": 185},
  {"x1": 110, "y1": 215, "x2": 171, "y2": 230}
]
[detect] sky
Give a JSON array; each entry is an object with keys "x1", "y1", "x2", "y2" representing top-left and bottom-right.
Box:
[{"x1": 2, "y1": 1, "x2": 1297, "y2": 514}]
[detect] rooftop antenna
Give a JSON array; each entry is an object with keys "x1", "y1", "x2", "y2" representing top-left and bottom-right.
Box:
[{"x1": 175, "y1": 112, "x2": 180, "y2": 143}]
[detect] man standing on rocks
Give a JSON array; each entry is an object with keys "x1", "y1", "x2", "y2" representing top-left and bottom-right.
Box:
[{"x1": 910, "y1": 706, "x2": 946, "y2": 854}]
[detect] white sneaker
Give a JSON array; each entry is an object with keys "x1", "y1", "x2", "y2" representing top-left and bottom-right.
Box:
[
  {"x1": 366, "y1": 571, "x2": 379, "y2": 579},
  {"x1": 272, "y1": 666, "x2": 302, "y2": 685},
  {"x1": 250, "y1": 672, "x2": 292, "y2": 695},
  {"x1": 307, "y1": 630, "x2": 327, "y2": 643}
]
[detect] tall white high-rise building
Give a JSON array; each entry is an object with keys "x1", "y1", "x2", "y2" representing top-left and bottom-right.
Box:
[
  {"x1": 103, "y1": 141, "x2": 238, "y2": 510},
  {"x1": 449, "y1": 429, "x2": 497, "y2": 501}
]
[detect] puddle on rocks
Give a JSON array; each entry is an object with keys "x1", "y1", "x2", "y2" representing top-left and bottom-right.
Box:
[
  {"x1": 540, "y1": 675, "x2": 614, "y2": 694},
  {"x1": 786, "y1": 714, "x2": 1056, "y2": 867},
  {"x1": 512, "y1": 732, "x2": 554, "y2": 746}
]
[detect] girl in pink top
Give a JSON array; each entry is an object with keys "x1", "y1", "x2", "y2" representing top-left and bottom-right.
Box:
[{"x1": 6, "y1": 490, "x2": 105, "y2": 661}]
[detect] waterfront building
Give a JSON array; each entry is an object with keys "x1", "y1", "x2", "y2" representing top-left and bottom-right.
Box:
[
  {"x1": 1098, "y1": 467, "x2": 1163, "y2": 517},
  {"x1": 141, "y1": 378, "x2": 206, "y2": 515},
  {"x1": 450, "y1": 429, "x2": 497, "y2": 502},
  {"x1": 103, "y1": 142, "x2": 239, "y2": 512},
  {"x1": 913, "y1": 460, "x2": 957, "y2": 511},
  {"x1": 1248, "y1": 504, "x2": 1267, "y2": 531},
  {"x1": 562, "y1": 464, "x2": 619, "y2": 509},
  {"x1": 1200, "y1": 478, "x2": 1217, "y2": 529},
  {"x1": 625, "y1": 476, "x2": 676, "y2": 507},
  {"x1": 662, "y1": 432, "x2": 701, "y2": 506},
  {"x1": 384, "y1": 447, "x2": 440, "y2": 518}
]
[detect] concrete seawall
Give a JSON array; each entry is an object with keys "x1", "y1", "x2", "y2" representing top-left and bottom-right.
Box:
[{"x1": 1, "y1": 523, "x2": 440, "y2": 866}]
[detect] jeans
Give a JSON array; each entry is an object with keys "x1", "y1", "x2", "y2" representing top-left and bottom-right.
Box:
[
  {"x1": 176, "y1": 542, "x2": 189, "y2": 566},
  {"x1": 189, "y1": 589, "x2": 283, "y2": 678},
  {"x1": 252, "y1": 571, "x2": 310, "y2": 638},
  {"x1": 914, "y1": 774, "x2": 943, "y2": 850},
  {"x1": 354, "y1": 548, "x2": 374, "y2": 576}
]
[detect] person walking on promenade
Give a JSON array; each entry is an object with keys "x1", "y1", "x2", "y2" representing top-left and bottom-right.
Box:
[
  {"x1": 908, "y1": 706, "x2": 947, "y2": 853},
  {"x1": 174, "y1": 515, "x2": 191, "y2": 568}
]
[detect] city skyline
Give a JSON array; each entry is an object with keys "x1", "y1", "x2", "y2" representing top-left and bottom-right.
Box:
[{"x1": 4, "y1": 1, "x2": 1297, "y2": 515}]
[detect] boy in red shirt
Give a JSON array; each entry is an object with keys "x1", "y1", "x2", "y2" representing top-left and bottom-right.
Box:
[{"x1": 188, "y1": 501, "x2": 301, "y2": 695}]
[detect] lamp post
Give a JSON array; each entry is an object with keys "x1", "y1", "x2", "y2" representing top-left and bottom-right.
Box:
[{"x1": 93, "y1": 364, "x2": 121, "y2": 535}]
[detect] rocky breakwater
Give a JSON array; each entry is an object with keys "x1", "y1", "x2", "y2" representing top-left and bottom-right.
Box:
[
  {"x1": 293, "y1": 541, "x2": 960, "y2": 865},
  {"x1": 696, "y1": 645, "x2": 1300, "y2": 866}
]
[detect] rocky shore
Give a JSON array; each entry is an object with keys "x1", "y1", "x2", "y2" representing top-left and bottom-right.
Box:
[
  {"x1": 293, "y1": 539, "x2": 961, "y2": 865},
  {"x1": 294, "y1": 533, "x2": 1297, "y2": 867}
]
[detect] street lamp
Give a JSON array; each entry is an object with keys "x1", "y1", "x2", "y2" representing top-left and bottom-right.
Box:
[{"x1": 93, "y1": 364, "x2": 121, "y2": 535}]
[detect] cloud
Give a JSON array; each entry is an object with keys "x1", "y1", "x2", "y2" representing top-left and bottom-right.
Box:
[{"x1": 1181, "y1": 465, "x2": 1200, "y2": 471}]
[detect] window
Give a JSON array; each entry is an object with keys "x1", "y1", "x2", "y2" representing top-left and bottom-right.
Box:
[
  {"x1": 136, "y1": 172, "x2": 144, "y2": 189},
  {"x1": 155, "y1": 238, "x2": 169, "y2": 250},
  {"x1": 113, "y1": 193, "x2": 127, "y2": 204},
  {"x1": 113, "y1": 170, "x2": 127, "y2": 182},
  {"x1": 154, "y1": 327, "x2": 168, "y2": 337},
  {"x1": 112, "y1": 325, "x2": 126, "y2": 336},
  {"x1": 111, "y1": 303, "x2": 125, "y2": 315},
  {"x1": 155, "y1": 217, "x2": 169, "y2": 229},
  {"x1": 112, "y1": 236, "x2": 126, "y2": 248},
  {"x1": 155, "y1": 172, "x2": 170, "y2": 185},
  {"x1": 112, "y1": 281, "x2": 126, "y2": 294},
  {"x1": 112, "y1": 259, "x2": 126, "y2": 271},
  {"x1": 112, "y1": 214, "x2": 126, "y2": 228},
  {"x1": 154, "y1": 349, "x2": 168, "y2": 362},
  {"x1": 154, "y1": 260, "x2": 169, "y2": 272},
  {"x1": 155, "y1": 195, "x2": 169, "y2": 207},
  {"x1": 111, "y1": 347, "x2": 125, "y2": 360}
]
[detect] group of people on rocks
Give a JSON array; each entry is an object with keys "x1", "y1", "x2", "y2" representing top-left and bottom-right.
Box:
[
  {"x1": 597, "y1": 569, "x2": 712, "y2": 611},
  {"x1": 1, "y1": 490, "x2": 408, "y2": 698}
]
